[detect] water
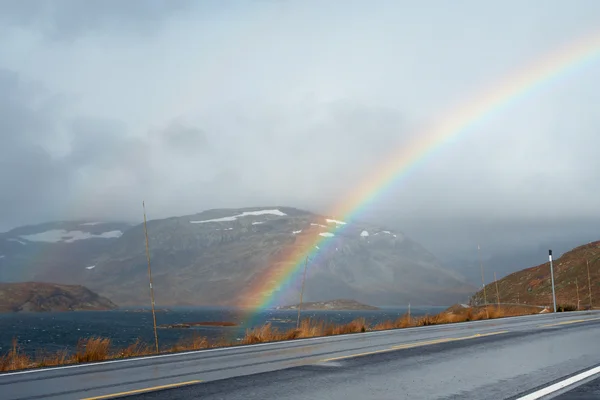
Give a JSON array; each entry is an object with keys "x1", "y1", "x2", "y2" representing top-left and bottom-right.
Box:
[{"x1": 0, "y1": 306, "x2": 447, "y2": 355}]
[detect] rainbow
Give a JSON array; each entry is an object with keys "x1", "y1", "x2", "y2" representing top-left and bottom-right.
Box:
[{"x1": 239, "y1": 31, "x2": 600, "y2": 318}]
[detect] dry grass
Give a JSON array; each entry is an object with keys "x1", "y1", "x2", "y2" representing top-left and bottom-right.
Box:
[
  {"x1": 117, "y1": 339, "x2": 154, "y2": 358},
  {"x1": 74, "y1": 337, "x2": 111, "y2": 363},
  {"x1": 0, "y1": 304, "x2": 551, "y2": 372}
]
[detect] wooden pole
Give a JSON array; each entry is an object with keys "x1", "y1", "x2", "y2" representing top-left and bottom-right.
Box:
[
  {"x1": 296, "y1": 256, "x2": 309, "y2": 329},
  {"x1": 143, "y1": 201, "x2": 160, "y2": 354}
]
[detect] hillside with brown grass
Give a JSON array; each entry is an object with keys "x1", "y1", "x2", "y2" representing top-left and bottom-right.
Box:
[{"x1": 472, "y1": 241, "x2": 600, "y2": 309}]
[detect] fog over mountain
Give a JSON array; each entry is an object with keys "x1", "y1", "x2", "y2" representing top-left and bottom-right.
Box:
[
  {"x1": 0, "y1": 209, "x2": 475, "y2": 306},
  {"x1": 1, "y1": 1, "x2": 600, "y2": 279}
]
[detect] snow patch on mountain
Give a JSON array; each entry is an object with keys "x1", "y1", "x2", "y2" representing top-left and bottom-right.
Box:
[
  {"x1": 319, "y1": 232, "x2": 335, "y2": 237},
  {"x1": 20, "y1": 230, "x2": 123, "y2": 243},
  {"x1": 81, "y1": 222, "x2": 103, "y2": 226},
  {"x1": 292, "y1": 230, "x2": 302, "y2": 234},
  {"x1": 374, "y1": 230, "x2": 398, "y2": 238},
  {"x1": 190, "y1": 209, "x2": 286, "y2": 224},
  {"x1": 310, "y1": 223, "x2": 327, "y2": 228},
  {"x1": 326, "y1": 219, "x2": 347, "y2": 225},
  {"x1": 8, "y1": 239, "x2": 27, "y2": 245},
  {"x1": 360, "y1": 230, "x2": 369, "y2": 237},
  {"x1": 86, "y1": 265, "x2": 96, "y2": 270}
]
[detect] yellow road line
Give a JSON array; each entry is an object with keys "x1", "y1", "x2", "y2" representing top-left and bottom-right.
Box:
[
  {"x1": 393, "y1": 331, "x2": 508, "y2": 349},
  {"x1": 80, "y1": 380, "x2": 202, "y2": 400},
  {"x1": 320, "y1": 331, "x2": 509, "y2": 363},
  {"x1": 541, "y1": 317, "x2": 600, "y2": 328},
  {"x1": 321, "y1": 348, "x2": 400, "y2": 362},
  {"x1": 392, "y1": 337, "x2": 454, "y2": 349}
]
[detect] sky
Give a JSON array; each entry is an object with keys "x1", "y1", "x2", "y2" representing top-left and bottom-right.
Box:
[{"x1": 1, "y1": 0, "x2": 600, "y2": 264}]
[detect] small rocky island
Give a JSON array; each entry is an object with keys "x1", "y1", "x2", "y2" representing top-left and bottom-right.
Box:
[
  {"x1": 159, "y1": 321, "x2": 238, "y2": 329},
  {"x1": 276, "y1": 299, "x2": 380, "y2": 311},
  {"x1": 0, "y1": 282, "x2": 118, "y2": 312}
]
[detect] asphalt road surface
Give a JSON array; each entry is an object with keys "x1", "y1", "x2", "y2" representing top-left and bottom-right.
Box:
[{"x1": 2, "y1": 311, "x2": 600, "y2": 400}]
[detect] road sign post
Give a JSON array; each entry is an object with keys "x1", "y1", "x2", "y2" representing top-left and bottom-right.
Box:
[{"x1": 549, "y1": 250, "x2": 557, "y2": 313}]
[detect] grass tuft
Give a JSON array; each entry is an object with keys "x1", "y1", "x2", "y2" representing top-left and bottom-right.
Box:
[{"x1": 74, "y1": 337, "x2": 111, "y2": 363}]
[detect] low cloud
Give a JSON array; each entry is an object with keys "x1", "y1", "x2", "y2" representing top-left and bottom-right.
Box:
[{"x1": 1, "y1": 0, "x2": 600, "y2": 262}]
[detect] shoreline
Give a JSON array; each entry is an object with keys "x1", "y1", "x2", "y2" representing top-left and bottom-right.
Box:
[{"x1": 0, "y1": 304, "x2": 548, "y2": 372}]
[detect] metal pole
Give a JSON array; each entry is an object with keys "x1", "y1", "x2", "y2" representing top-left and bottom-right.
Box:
[
  {"x1": 587, "y1": 259, "x2": 593, "y2": 309},
  {"x1": 143, "y1": 201, "x2": 160, "y2": 353},
  {"x1": 549, "y1": 250, "x2": 557, "y2": 313},
  {"x1": 494, "y1": 272, "x2": 500, "y2": 307},
  {"x1": 575, "y1": 277, "x2": 580, "y2": 310},
  {"x1": 478, "y1": 244, "x2": 489, "y2": 318},
  {"x1": 296, "y1": 256, "x2": 309, "y2": 329}
]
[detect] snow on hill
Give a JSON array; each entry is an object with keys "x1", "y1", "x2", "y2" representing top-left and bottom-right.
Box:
[{"x1": 0, "y1": 208, "x2": 475, "y2": 307}]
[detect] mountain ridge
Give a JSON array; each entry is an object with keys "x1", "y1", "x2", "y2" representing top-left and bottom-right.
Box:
[{"x1": 0, "y1": 206, "x2": 475, "y2": 307}]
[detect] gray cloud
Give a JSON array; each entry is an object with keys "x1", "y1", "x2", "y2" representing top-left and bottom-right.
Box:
[
  {"x1": 1, "y1": 0, "x2": 600, "y2": 270},
  {"x1": 0, "y1": 0, "x2": 192, "y2": 40}
]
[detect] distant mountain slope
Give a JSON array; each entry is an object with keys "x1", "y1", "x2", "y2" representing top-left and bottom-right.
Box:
[
  {"x1": 471, "y1": 241, "x2": 600, "y2": 309},
  {"x1": 0, "y1": 208, "x2": 475, "y2": 307},
  {"x1": 0, "y1": 221, "x2": 133, "y2": 283},
  {"x1": 79, "y1": 207, "x2": 474, "y2": 307},
  {"x1": 277, "y1": 299, "x2": 380, "y2": 310},
  {"x1": 0, "y1": 282, "x2": 118, "y2": 312}
]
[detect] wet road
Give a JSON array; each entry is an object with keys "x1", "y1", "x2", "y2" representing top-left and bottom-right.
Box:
[
  {"x1": 2, "y1": 311, "x2": 600, "y2": 400},
  {"x1": 554, "y1": 375, "x2": 600, "y2": 399}
]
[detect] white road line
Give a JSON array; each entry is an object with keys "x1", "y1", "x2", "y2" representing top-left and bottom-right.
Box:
[
  {"x1": 516, "y1": 365, "x2": 600, "y2": 400},
  {"x1": 0, "y1": 311, "x2": 596, "y2": 378}
]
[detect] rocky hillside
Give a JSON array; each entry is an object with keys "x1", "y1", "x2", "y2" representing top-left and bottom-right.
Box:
[
  {"x1": 0, "y1": 282, "x2": 118, "y2": 312},
  {"x1": 277, "y1": 299, "x2": 380, "y2": 310},
  {"x1": 471, "y1": 241, "x2": 600, "y2": 309},
  {"x1": 0, "y1": 207, "x2": 475, "y2": 307}
]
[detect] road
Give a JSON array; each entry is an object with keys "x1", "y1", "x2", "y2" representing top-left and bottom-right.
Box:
[{"x1": 2, "y1": 311, "x2": 600, "y2": 400}]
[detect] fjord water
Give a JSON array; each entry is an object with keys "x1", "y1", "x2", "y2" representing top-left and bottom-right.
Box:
[{"x1": 0, "y1": 306, "x2": 446, "y2": 355}]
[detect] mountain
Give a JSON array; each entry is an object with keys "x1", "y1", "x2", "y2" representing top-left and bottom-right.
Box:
[
  {"x1": 0, "y1": 282, "x2": 118, "y2": 312},
  {"x1": 0, "y1": 221, "x2": 133, "y2": 283},
  {"x1": 1, "y1": 207, "x2": 475, "y2": 307},
  {"x1": 471, "y1": 241, "x2": 600, "y2": 309}
]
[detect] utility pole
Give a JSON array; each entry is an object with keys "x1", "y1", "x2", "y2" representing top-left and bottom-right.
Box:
[
  {"x1": 549, "y1": 250, "x2": 557, "y2": 313},
  {"x1": 494, "y1": 272, "x2": 500, "y2": 307},
  {"x1": 296, "y1": 256, "x2": 309, "y2": 329},
  {"x1": 478, "y1": 244, "x2": 489, "y2": 318},
  {"x1": 587, "y1": 259, "x2": 593, "y2": 309},
  {"x1": 143, "y1": 201, "x2": 160, "y2": 353}
]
